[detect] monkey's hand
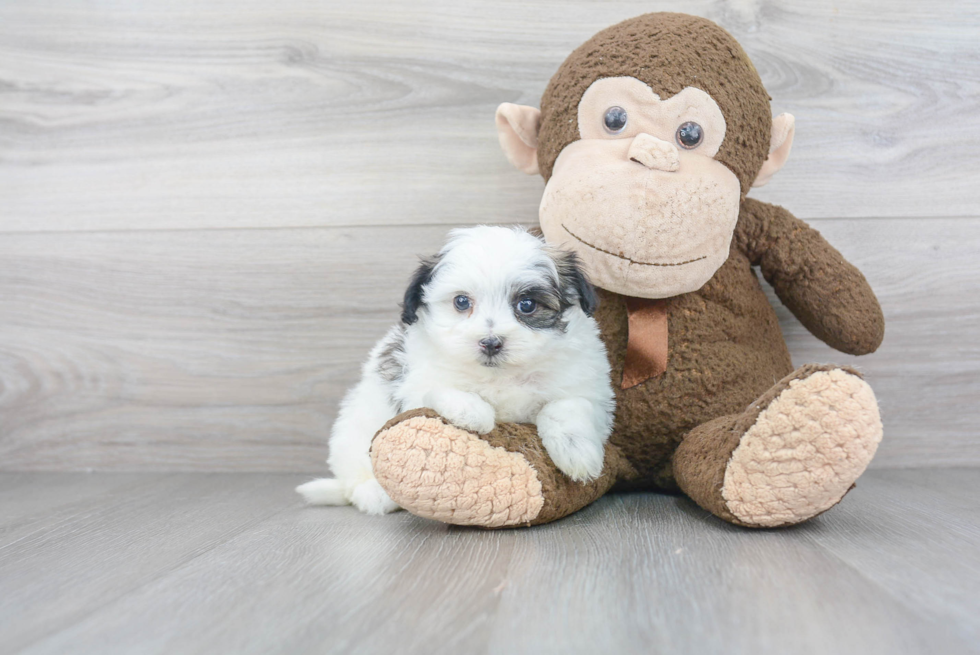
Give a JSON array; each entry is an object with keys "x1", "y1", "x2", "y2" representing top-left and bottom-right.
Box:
[{"x1": 740, "y1": 198, "x2": 885, "y2": 355}]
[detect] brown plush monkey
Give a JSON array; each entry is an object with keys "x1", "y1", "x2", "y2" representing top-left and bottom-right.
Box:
[{"x1": 369, "y1": 13, "x2": 885, "y2": 528}]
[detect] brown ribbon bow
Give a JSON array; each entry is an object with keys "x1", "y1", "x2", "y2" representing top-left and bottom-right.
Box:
[{"x1": 621, "y1": 297, "x2": 669, "y2": 389}]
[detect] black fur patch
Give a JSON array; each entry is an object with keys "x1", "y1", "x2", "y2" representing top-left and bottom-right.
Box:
[
  {"x1": 512, "y1": 284, "x2": 566, "y2": 331},
  {"x1": 552, "y1": 249, "x2": 599, "y2": 317},
  {"x1": 400, "y1": 255, "x2": 441, "y2": 325},
  {"x1": 376, "y1": 325, "x2": 406, "y2": 383},
  {"x1": 516, "y1": 249, "x2": 598, "y2": 330}
]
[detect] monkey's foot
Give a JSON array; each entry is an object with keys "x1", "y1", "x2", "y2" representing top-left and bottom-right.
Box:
[
  {"x1": 675, "y1": 364, "x2": 883, "y2": 528},
  {"x1": 370, "y1": 409, "x2": 625, "y2": 528}
]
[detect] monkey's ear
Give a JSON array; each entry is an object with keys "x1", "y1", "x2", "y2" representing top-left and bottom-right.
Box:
[
  {"x1": 495, "y1": 103, "x2": 541, "y2": 175},
  {"x1": 752, "y1": 113, "x2": 795, "y2": 188}
]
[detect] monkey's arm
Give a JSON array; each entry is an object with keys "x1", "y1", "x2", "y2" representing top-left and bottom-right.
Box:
[{"x1": 736, "y1": 198, "x2": 884, "y2": 355}]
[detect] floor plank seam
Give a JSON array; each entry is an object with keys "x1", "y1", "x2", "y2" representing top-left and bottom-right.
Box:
[
  {"x1": 13, "y1": 494, "x2": 303, "y2": 653},
  {"x1": 0, "y1": 474, "x2": 180, "y2": 555},
  {"x1": 0, "y1": 214, "x2": 977, "y2": 237}
]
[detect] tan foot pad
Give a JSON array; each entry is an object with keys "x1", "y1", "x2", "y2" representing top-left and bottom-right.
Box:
[
  {"x1": 371, "y1": 413, "x2": 544, "y2": 527},
  {"x1": 723, "y1": 369, "x2": 883, "y2": 527}
]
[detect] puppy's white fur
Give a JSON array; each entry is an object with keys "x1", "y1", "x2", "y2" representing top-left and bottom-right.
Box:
[{"x1": 297, "y1": 226, "x2": 615, "y2": 515}]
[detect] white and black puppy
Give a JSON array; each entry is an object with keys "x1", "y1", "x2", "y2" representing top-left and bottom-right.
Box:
[{"x1": 297, "y1": 226, "x2": 615, "y2": 515}]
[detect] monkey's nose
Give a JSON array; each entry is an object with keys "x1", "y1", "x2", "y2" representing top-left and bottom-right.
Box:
[
  {"x1": 479, "y1": 336, "x2": 504, "y2": 356},
  {"x1": 628, "y1": 133, "x2": 679, "y2": 172}
]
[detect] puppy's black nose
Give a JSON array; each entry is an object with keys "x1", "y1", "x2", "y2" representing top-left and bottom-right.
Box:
[{"x1": 479, "y1": 336, "x2": 504, "y2": 356}]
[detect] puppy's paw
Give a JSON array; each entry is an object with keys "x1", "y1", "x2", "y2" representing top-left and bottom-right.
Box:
[
  {"x1": 537, "y1": 399, "x2": 607, "y2": 482},
  {"x1": 423, "y1": 389, "x2": 496, "y2": 434},
  {"x1": 542, "y1": 431, "x2": 605, "y2": 482},
  {"x1": 350, "y1": 478, "x2": 401, "y2": 515}
]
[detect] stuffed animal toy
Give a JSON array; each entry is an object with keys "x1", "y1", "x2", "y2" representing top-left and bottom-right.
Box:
[{"x1": 368, "y1": 12, "x2": 885, "y2": 528}]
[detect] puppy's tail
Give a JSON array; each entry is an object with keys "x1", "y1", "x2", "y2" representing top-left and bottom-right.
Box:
[{"x1": 296, "y1": 478, "x2": 349, "y2": 506}]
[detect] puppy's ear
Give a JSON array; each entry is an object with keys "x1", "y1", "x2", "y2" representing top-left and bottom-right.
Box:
[
  {"x1": 401, "y1": 256, "x2": 439, "y2": 325},
  {"x1": 553, "y1": 250, "x2": 599, "y2": 317}
]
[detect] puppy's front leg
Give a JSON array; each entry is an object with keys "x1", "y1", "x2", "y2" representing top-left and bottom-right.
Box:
[
  {"x1": 536, "y1": 398, "x2": 608, "y2": 482},
  {"x1": 422, "y1": 389, "x2": 496, "y2": 434}
]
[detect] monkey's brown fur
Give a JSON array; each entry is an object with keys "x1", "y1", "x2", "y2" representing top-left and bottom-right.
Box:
[
  {"x1": 371, "y1": 13, "x2": 885, "y2": 528},
  {"x1": 603, "y1": 197, "x2": 884, "y2": 493},
  {"x1": 538, "y1": 12, "x2": 772, "y2": 193}
]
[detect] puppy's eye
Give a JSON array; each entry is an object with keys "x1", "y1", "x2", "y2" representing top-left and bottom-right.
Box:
[
  {"x1": 676, "y1": 121, "x2": 703, "y2": 149},
  {"x1": 516, "y1": 298, "x2": 536, "y2": 314},
  {"x1": 453, "y1": 295, "x2": 471, "y2": 312},
  {"x1": 603, "y1": 106, "x2": 628, "y2": 134}
]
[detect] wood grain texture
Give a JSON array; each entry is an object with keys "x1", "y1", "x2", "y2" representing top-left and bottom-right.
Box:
[
  {"x1": 1, "y1": 0, "x2": 979, "y2": 232},
  {"x1": 2, "y1": 469, "x2": 977, "y2": 654},
  {"x1": 0, "y1": 218, "x2": 977, "y2": 472},
  {"x1": 0, "y1": 473, "x2": 300, "y2": 653},
  {"x1": 0, "y1": 472, "x2": 147, "y2": 544},
  {"x1": 0, "y1": 225, "x2": 447, "y2": 471},
  {"x1": 800, "y1": 468, "x2": 980, "y2": 646},
  {"x1": 1, "y1": 1, "x2": 977, "y2": 471}
]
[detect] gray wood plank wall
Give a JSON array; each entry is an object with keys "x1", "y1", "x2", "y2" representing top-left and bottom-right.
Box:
[{"x1": 1, "y1": 0, "x2": 978, "y2": 471}]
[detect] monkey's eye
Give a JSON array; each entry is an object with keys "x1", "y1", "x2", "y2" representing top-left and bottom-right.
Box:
[
  {"x1": 676, "y1": 122, "x2": 703, "y2": 149},
  {"x1": 453, "y1": 295, "x2": 471, "y2": 312},
  {"x1": 603, "y1": 106, "x2": 628, "y2": 134},
  {"x1": 516, "y1": 298, "x2": 537, "y2": 314}
]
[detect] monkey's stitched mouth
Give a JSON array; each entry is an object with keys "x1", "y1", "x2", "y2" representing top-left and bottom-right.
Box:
[{"x1": 561, "y1": 224, "x2": 708, "y2": 268}]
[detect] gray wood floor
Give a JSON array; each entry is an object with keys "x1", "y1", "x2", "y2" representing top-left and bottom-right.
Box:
[{"x1": 1, "y1": 469, "x2": 977, "y2": 655}]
